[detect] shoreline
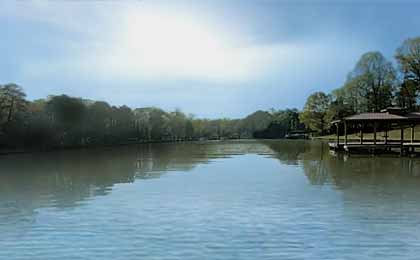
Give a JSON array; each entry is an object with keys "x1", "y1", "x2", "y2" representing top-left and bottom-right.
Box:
[
  {"x1": 0, "y1": 138, "x2": 318, "y2": 156},
  {"x1": 0, "y1": 138, "x2": 260, "y2": 156}
]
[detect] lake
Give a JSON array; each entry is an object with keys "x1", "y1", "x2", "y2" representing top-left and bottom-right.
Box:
[{"x1": 1, "y1": 140, "x2": 420, "y2": 260}]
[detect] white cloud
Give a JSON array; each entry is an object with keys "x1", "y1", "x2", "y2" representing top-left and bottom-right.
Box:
[
  {"x1": 5, "y1": 1, "x2": 290, "y2": 83},
  {"x1": 6, "y1": 0, "x2": 363, "y2": 88}
]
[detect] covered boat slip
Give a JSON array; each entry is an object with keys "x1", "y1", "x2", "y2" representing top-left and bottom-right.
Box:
[{"x1": 329, "y1": 107, "x2": 420, "y2": 155}]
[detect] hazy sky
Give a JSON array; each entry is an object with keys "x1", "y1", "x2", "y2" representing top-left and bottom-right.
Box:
[{"x1": 1, "y1": 0, "x2": 420, "y2": 118}]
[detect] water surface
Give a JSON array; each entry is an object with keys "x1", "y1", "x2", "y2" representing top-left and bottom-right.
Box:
[{"x1": 1, "y1": 140, "x2": 420, "y2": 259}]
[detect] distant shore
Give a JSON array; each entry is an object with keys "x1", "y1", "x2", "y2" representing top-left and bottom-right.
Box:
[
  {"x1": 0, "y1": 138, "x2": 255, "y2": 156},
  {"x1": 0, "y1": 138, "x2": 317, "y2": 156}
]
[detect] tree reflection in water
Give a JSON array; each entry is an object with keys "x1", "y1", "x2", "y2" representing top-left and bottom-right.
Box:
[{"x1": 2, "y1": 140, "x2": 420, "y2": 237}]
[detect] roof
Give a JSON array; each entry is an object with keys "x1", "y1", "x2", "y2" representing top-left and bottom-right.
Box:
[{"x1": 344, "y1": 112, "x2": 420, "y2": 121}]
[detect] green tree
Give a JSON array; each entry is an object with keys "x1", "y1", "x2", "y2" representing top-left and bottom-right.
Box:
[
  {"x1": 299, "y1": 92, "x2": 331, "y2": 134},
  {"x1": 324, "y1": 88, "x2": 356, "y2": 124},
  {"x1": 396, "y1": 37, "x2": 420, "y2": 85},
  {"x1": 0, "y1": 83, "x2": 27, "y2": 125},
  {"x1": 271, "y1": 109, "x2": 301, "y2": 131},
  {"x1": 168, "y1": 109, "x2": 187, "y2": 140},
  {"x1": 396, "y1": 78, "x2": 418, "y2": 111},
  {"x1": 253, "y1": 109, "x2": 303, "y2": 138},
  {"x1": 46, "y1": 95, "x2": 87, "y2": 146},
  {"x1": 346, "y1": 51, "x2": 395, "y2": 112},
  {"x1": 110, "y1": 105, "x2": 135, "y2": 142},
  {"x1": 86, "y1": 101, "x2": 112, "y2": 143},
  {"x1": 185, "y1": 119, "x2": 194, "y2": 140},
  {"x1": 395, "y1": 37, "x2": 420, "y2": 110},
  {"x1": 133, "y1": 107, "x2": 170, "y2": 141},
  {"x1": 24, "y1": 99, "x2": 55, "y2": 148},
  {"x1": 239, "y1": 111, "x2": 272, "y2": 138}
]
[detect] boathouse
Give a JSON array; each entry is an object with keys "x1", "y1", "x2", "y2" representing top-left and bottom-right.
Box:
[{"x1": 330, "y1": 107, "x2": 420, "y2": 155}]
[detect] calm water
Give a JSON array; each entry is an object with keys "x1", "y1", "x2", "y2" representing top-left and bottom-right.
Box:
[{"x1": 1, "y1": 140, "x2": 420, "y2": 260}]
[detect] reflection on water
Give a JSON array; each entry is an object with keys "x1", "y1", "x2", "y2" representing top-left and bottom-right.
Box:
[
  {"x1": 0, "y1": 142, "x2": 272, "y2": 208},
  {"x1": 1, "y1": 140, "x2": 420, "y2": 259}
]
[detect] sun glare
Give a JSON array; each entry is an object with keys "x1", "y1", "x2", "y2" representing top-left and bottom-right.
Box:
[{"x1": 111, "y1": 11, "x2": 255, "y2": 81}]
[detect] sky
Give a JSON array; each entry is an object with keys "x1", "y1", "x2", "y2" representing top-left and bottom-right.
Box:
[{"x1": 1, "y1": 0, "x2": 420, "y2": 118}]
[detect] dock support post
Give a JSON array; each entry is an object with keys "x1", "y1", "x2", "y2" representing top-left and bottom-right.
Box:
[
  {"x1": 401, "y1": 125, "x2": 405, "y2": 156},
  {"x1": 373, "y1": 122, "x2": 377, "y2": 145},
  {"x1": 336, "y1": 123, "x2": 340, "y2": 147},
  {"x1": 344, "y1": 121, "x2": 348, "y2": 145},
  {"x1": 384, "y1": 123, "x2": 388, "y2": 144},
  {"x1": 360, "y1": 123, "x2": 363, "y2": 144},
  {"x1": 411, "y1": 124, "x2": 415, "y2": 144},
  {"x1": 411, "y1": 124, "x2": 415, "y2": 154}
]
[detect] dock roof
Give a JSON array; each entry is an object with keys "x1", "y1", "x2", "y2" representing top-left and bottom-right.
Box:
[{"x1": 344, "y1": 112, "x2": 420, "y2": 121}]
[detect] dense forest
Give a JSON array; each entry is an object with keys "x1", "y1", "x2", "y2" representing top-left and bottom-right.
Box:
[
  {"x1": 2, "y1": 36, "x2": 420, "y2": 152},
  {"x1": 0, "y1": 84, "x2": 302, "y2": 151}
]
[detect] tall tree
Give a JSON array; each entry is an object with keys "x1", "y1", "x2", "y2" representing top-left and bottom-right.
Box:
[
  {"x1": 0, "y1": 83, "x2": 27, "y2": 125},
  {"x1": 299, "y1": 92, "x2": 331, "y2": 134},
  {"x1": 185, "y1": 120, "x2": 194, "y2": 140},
  {"x1": 396, "y1": 78, "x2": 418, "y2": 111},
  {"x1": 168, "y1": 109, "x2": 187, "y2": 140},
  {"x1": 111, "y1": 105, "x2": 135, "y2": 141},
  {"x1": 395, "y1": 37, "x2": 420, "y2": 110},
  {"x1": 346, "y1": 51, "x2": 396, "y2": 112},
  {"x1": 85, "y1": 101, "x2": 113, "y2": 144},
  {"x1": 239, "y1": 111, "x2": 272, "y2": 138},
  {"x1": 396, "y1": 37, "x2": 420, "y2": 84},
  {"x1": 324, "y1": 87, "x2": 357, "y2": 124},
  {"x1": 46, "y1": 95, "x2": 87, "y2": 145}
]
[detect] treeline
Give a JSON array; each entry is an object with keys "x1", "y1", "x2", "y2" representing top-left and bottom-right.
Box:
[
  {"x1": 5, "y1": 36, "x2": 418, "y2": 149},
  {"x1": 0, "y1": 84, "x2": 302, "y2": 151},
  {"x1": 299, "y1": 37, "x2": 420, "y2": 134}
]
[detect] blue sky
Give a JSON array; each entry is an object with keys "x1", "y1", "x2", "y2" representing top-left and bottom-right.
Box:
[{"x1": 1, "y1": 0, "x2": 420, "y2": 118}]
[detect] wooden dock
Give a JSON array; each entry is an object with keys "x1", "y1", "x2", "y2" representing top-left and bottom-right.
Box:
[
  {"x1": 329, "y1": 141, "x2": 420, "y2": 156},
  {"x1": 330, "y1": 107, "x2": 420, "y2": 156}
]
